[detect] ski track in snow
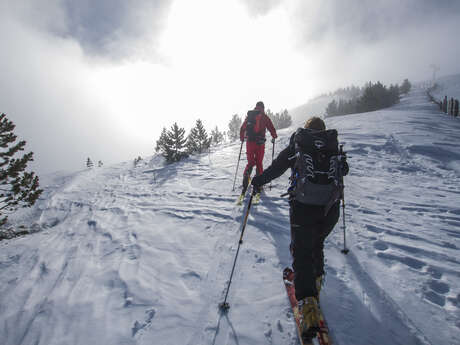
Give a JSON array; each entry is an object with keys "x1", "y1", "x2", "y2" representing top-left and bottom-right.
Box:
[{"x1": 1, "y1": 86, "x2": 459, "y2": 345}]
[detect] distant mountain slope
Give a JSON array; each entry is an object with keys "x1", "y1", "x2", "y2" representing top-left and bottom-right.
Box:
[
  {"x1": 289, "y1": 94, "x2": 333, "y2": 125},
  {"x1": 290, "y1": 87, "x2": 361, "y2": 125}
]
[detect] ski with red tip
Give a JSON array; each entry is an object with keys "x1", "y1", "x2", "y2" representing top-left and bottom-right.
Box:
[{"x1": 283, "y1": 267, "x2": 332, "y2": 345}]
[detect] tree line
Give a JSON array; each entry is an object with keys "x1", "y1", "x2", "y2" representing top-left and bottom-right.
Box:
[
  {"x1": 156, "y1": 109, "x2": 292, "y2": 163},
  {"x1": 326, "y1": 79, "x2": 411, "y2": 117},
  {"x1": 155, "y1": 120, "x2": 225, "y2": 163}
]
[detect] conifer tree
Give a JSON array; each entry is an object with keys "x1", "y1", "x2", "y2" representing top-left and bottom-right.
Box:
[
  {"x1": 326, "y1": 99, "x2": 338, "y2": 116},
  {"x1": 98, "y1": 160, "x2": 103, "y2": 167},
  {"x1": 156, "y1": 123, "x2": 188, "y2": 163},
  {"x1": 266, "y1": 109, "x2": 292, "y2": 129},
  {"x1": 187, "y1": 119, "x2": 211, "y2": 154},
  {"x1": 211, "y1": 126, "x2": 224, "y2": 145},
  {"x1": 86, "y1": 158, "x2": 93, "y2": 168},
  {"x1": 400, "y1": 79, "x2": 411, "y2": 94},
  {"x1": 278, "y1": 109, "x2": 292, "y2": 129},
  {"x1": 389, "y1": 84, "x2": 400, "y2": 105},
  {"x1": 227, "y1": 114, "x2": 242, "y2": 141},
  {"x1": 0, "y1": 113, "x2": 42, "y2": 227},
  {"x1": 133, "y1": 156, "x2": 143, "y2": 167},
  {"x1": 168, "y1": 122, "x2": 188, "y2": 162},
  {"x1": 155, "y1": 127, "x2": 172, "y2": 158}
]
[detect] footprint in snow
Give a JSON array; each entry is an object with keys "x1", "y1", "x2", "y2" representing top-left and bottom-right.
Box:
[
  {"x1": 373, "y1": 240, "x2": 389, "y2": 251},
  {"x1": 254, "y1": 254, "x2": 266, "y2": 264},
  {"x1": 132, "y1": 308, "x2": 156, "y2": 337},
  {"x1": 427, "y1": 266, "x2": 443, "y2": 279},
  {"x1": 181, "y1": 271, "x2": 202, "y2": 290},
  {"x1": 264, "y1": 322, "x2": 273, "y2": 342},
  {"x1": 428, "y1": 279, "x2": 450, "y2": 294},
  {"x1": 376, "y1": 252, "x2": 427, "y2": 270},
  {"x1": 422, "y1": 289, "x2": 446, "y2": 307},
  {"x1": 421, "y1": 274, "x2": 451, "y2": 307},
  {"x1": 365, "y1": 224, "x2": 385, "y2": 234}
]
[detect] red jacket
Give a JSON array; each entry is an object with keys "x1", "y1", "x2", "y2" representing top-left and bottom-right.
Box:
[{"x1": 240, "y1": 107, "x2": 277, "y2": 142}]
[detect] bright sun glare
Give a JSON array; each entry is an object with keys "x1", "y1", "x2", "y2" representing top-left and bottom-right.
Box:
[{"x1": 92, "y1": 0, "x2": 317, "y2": 143}]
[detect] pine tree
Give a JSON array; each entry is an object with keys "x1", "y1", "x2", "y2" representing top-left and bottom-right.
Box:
[
  {"x1": 187, "y1": 119, "x2": 211, "y2": 154},
  {"x1": 155, "y1": 127, "x2": 172, "y2": 158},
  {"x1": 156, "y1": 123, "x2": 188, "y2": 163},
  {"x1": 278, "y1": 109, "x2": 292, "y2": 129},
  {"x1": 400, "y1": 79, "x2": 411, "y2": 94},
  {"x1": 326, "y1": 99, "x2": 338, "y2": 116},
  {"x1": 211, "y1": 126, "x2": 224, "y2": 145},
  {"x1": 168, "y1": 123, "x2": 188, "y2": 162},
  {"x1": 266, "y1": 109, "x2": 292, "y2": 130},
  {"x1": 98, "y1": 160, "x2": 103, "y2": 167},
  {"x1": 86, "y1": 158, "x2": 93, "y2": 168},
  {"x1": 0, "y1": 113, "x2": 42, "y2": 227},
  {"x1": 389, "y1": 84, "x2": 400, "y2": 105},
  {"x1": 227, "y1": 114, "x2": 242, "y2": 141},
  {"x1": 134, "y1": 156, "x2": 143, "y2": 167}
]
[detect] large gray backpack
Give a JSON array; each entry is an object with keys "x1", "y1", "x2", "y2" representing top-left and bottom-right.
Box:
[{"x1": 289, "y1": 128, "x2": 343, "y2": 213}]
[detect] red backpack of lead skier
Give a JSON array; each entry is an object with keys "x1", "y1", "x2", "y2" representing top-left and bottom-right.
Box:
[{"x1": 239, "y1": 101, "x2": 277, "y2": 196}]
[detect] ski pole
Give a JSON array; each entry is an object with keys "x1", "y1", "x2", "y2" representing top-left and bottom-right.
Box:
[
  {"x1": 232, "y1": 140, "x2": 244, "y2": 191},
  {"x1": 341, "y1": 195, "x2": 349, "y2": 254},
  {"x1": 338, "y1": 145, "x2": 349, "y2": 255},
  {"x1": 269, "y1": 139, "x2": 275, "y2": 190},
  {"x1": 219, "y1": 188, "x2": 256, "y2": 311}
]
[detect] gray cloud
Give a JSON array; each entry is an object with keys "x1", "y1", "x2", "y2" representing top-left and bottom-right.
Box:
[
  {"x1": 0, "y1": 5, "x2": 151, "y2": 174},
  {"x1": 61, "y1": 0, "x2": 171, "y2": 60},
  {"x1": 282, "y1": 0, "x2": 460, "y2": 92},
  {"x1": 5, "y1": 0, "x2": 172, "y2": 60},
  {"x1": 239, "y1": 0, "x2": 459, "y2": 102},
  {"x1": 292, "y1": 0, "x2": 460, "y2": 46},
  {"x1": 240, "y1": 0, "x2": 460, "y2": 46}
]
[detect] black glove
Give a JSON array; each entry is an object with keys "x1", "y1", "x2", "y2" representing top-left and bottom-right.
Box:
[
  {"x1": 251, "y1": 174, "x2": 264, "y2": 187},
  {"x1": 271, "y1": 138, "x2": 276, "y2": 144}
]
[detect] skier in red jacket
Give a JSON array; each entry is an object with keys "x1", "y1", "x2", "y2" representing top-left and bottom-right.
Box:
[{"x1": 239, "y1": 101, "x2": 277, "y2": 195}]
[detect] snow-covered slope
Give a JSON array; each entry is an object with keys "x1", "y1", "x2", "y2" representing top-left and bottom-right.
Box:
[
  {"x1": 1, "y1": 87, "x2": 459, "y2": 345},
  {"x1": 289, "y1": 95, "x2": 333, "y2": 125}
]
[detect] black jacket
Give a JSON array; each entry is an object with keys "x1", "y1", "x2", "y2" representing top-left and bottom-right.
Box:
[{"x1": 252, "y1": 133, "x2": 296, "y2": 187}]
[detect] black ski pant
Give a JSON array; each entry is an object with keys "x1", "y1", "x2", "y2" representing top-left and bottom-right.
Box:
[{"x1": 289, "y1": 201, "x2": 340, "y2": 301}]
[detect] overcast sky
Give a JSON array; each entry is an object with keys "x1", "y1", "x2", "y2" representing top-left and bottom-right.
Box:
[{"x1": 1, "y1": 0, "x2": 459, "y2": 174}]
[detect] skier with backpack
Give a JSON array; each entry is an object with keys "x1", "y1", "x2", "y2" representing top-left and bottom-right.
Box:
[
  {"x1": 251, "y1": 116, "x2": 348, "y2": 342},
  {"x1": 239, "y1": 101, "x2": 277, "y2": 202}
]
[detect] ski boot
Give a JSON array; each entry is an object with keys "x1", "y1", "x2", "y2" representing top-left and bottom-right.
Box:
[
  {"x1": 252, "y1": 185, "x2": 262, "y2": 204},
  {"x1": 298, "y1": 296, "x2": 320, "y2": 341},
  {"x1": 237, "y1": 167, "x2": 253, "y2": 205}
]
